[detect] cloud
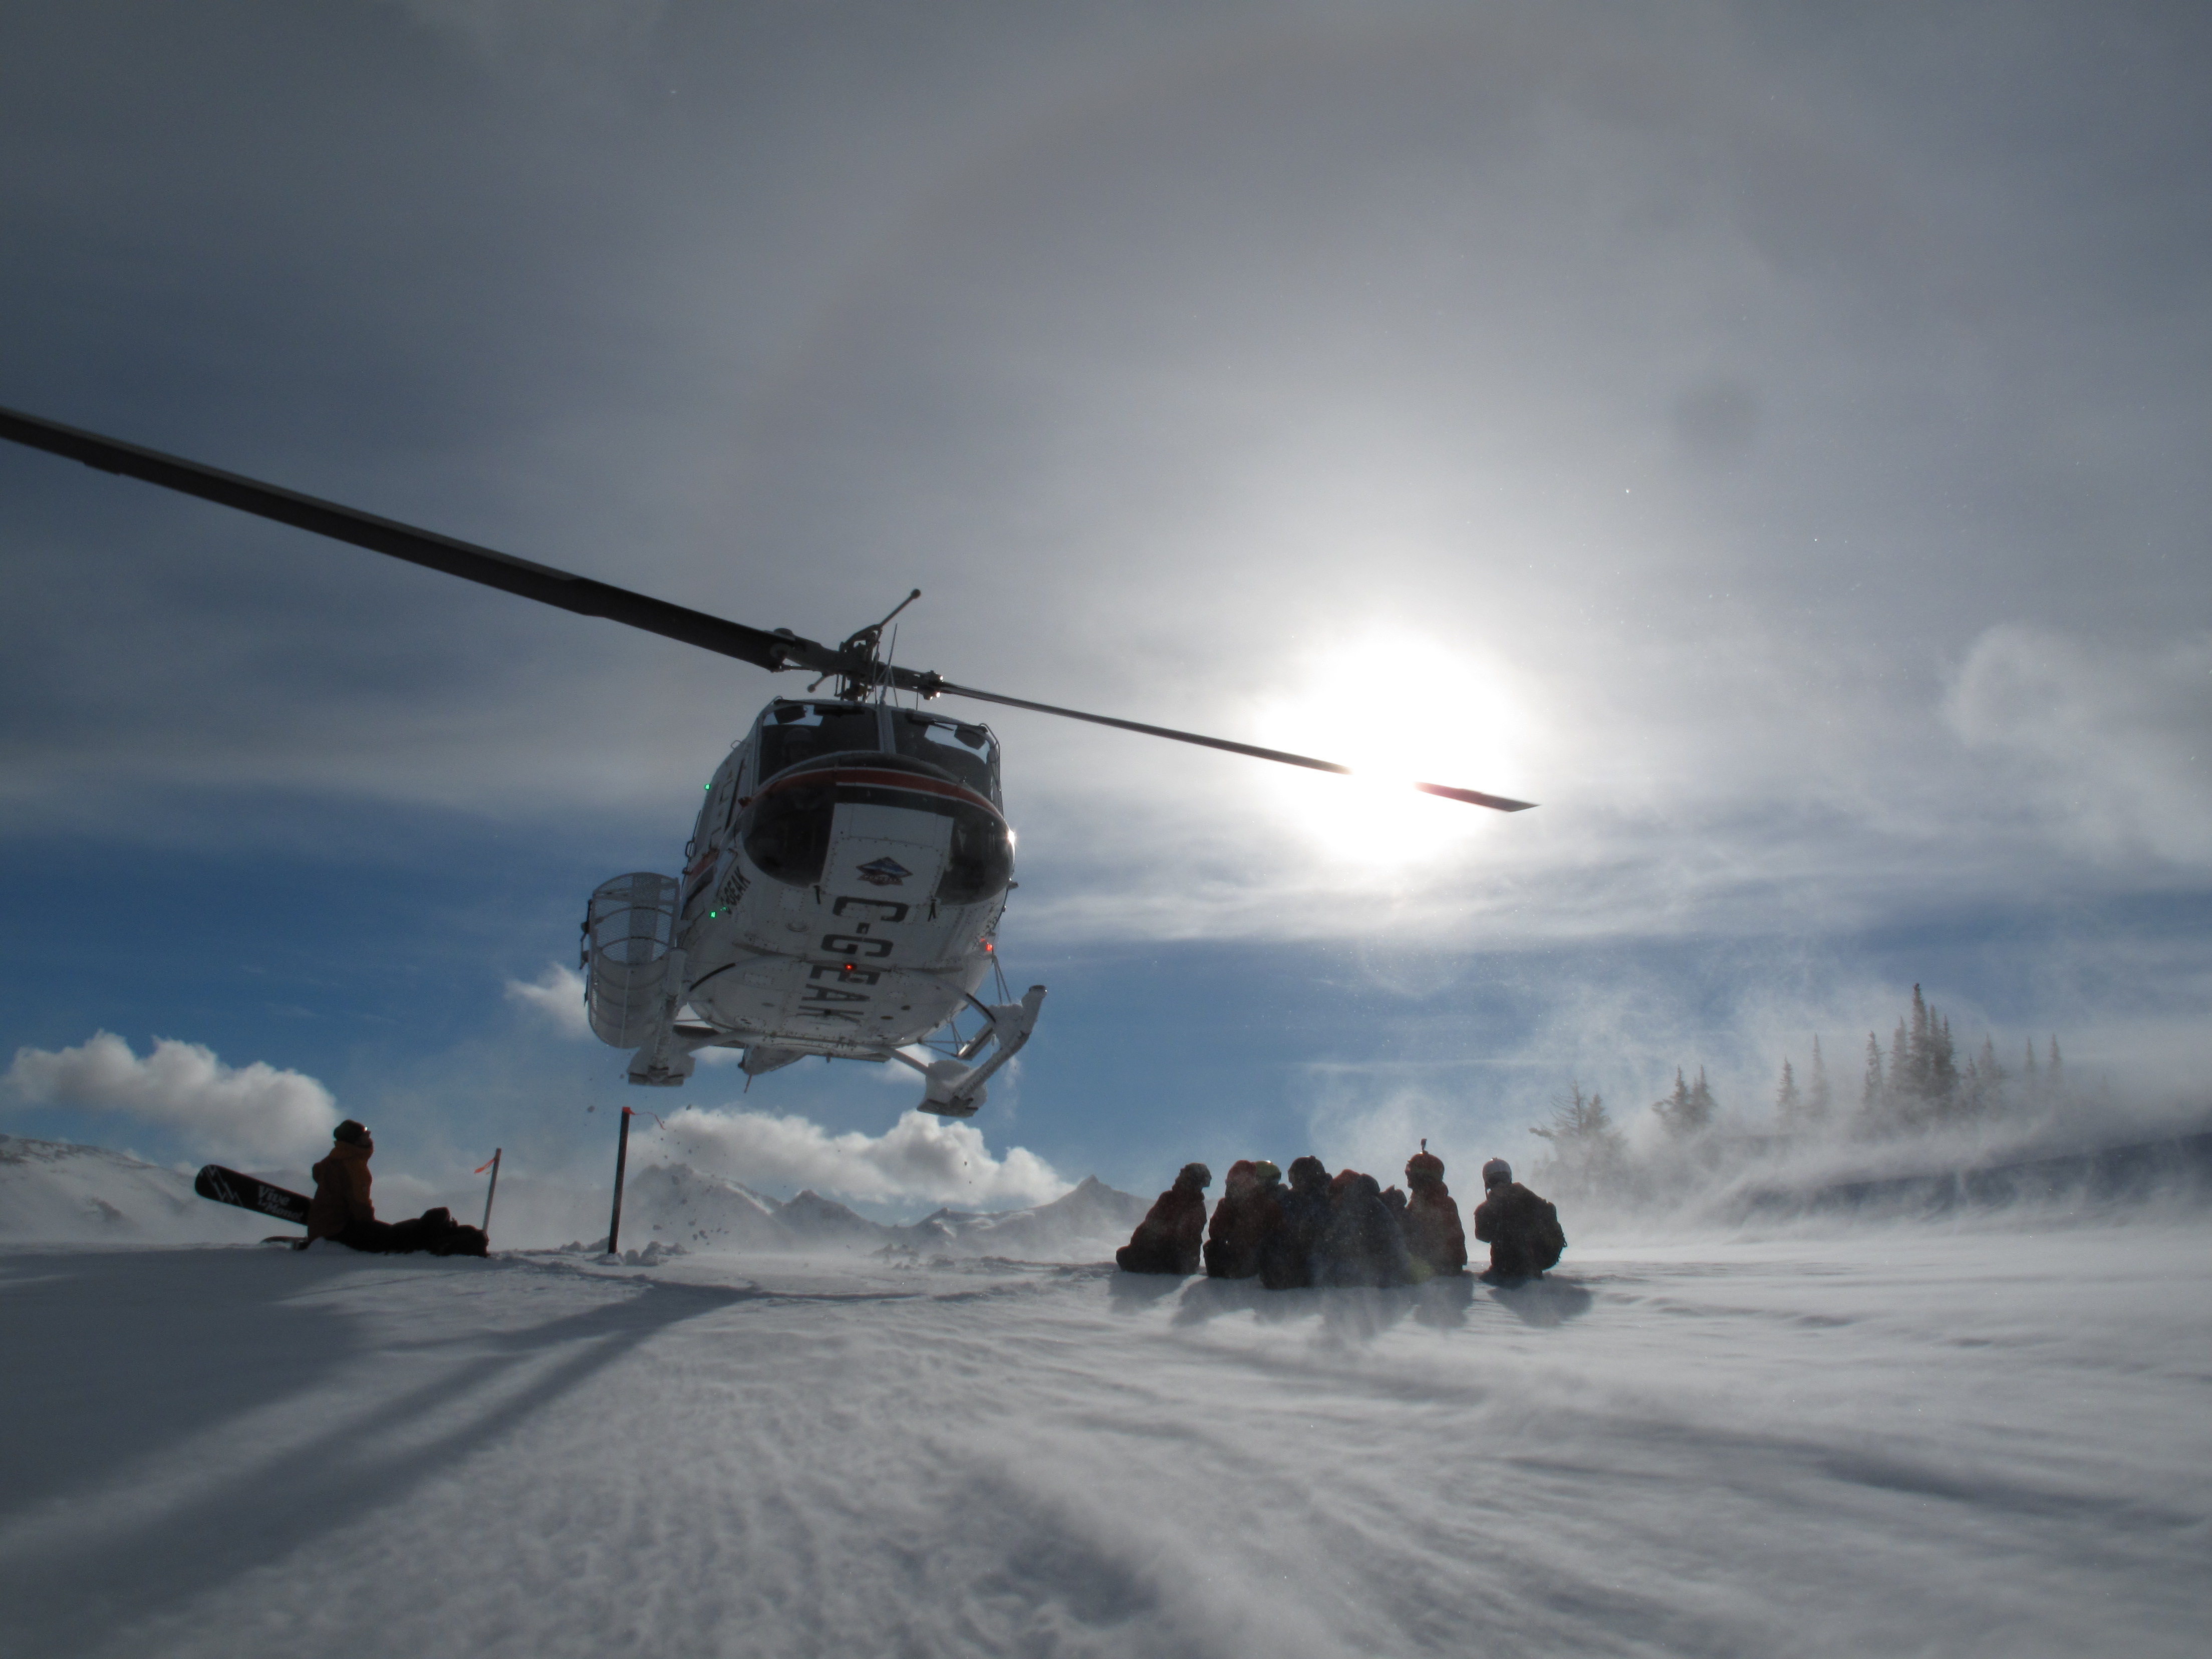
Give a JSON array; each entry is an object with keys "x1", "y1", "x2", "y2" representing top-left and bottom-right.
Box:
[
  {"x1": 505, "y1": 963, "x2": 593, "y2": 1039},
  {"x1": 1946, "y1": 626, "x2": 2212, "y2": 866},
  {"x1": 4, "y1": 1032, "x2": 340, "y2": 1163},
  {"x1": 657, "y1": 1105, "x2": 1067, "y2": 1209}
]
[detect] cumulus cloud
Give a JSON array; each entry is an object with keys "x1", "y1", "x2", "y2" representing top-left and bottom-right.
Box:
[
  {"x1": 658, "y1": 1105, "x2": 1067, "y2": 1209},
  {"x1": 1945, "y1": 625, "x2": 2212, "y2": 865},
  {"x1": 4, "y1": 1032, "x2": 340, "y2": 1163},
  {"x1": 505, "y1": 963, "x2": 593, "y2": 1038}
]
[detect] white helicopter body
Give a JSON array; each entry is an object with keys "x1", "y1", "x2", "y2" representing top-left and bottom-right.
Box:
[{"x1": 582, "y1": 697, "x2": 1041, "y2": 1117}]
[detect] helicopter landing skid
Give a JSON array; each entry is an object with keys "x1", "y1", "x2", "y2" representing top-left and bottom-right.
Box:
[{"x1": 892, "y1": 985, "x2": 1047, "y2": 1119}]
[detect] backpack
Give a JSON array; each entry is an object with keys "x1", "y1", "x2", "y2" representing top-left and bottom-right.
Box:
[{"x1": 1529, "y1": 1198, "x2": 1566, "y2": 1272}]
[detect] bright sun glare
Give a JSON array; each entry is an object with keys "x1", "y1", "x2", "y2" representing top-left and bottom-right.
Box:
[{"x1": 1247, "y1": 632, "x2": 1537, "y2": 870}]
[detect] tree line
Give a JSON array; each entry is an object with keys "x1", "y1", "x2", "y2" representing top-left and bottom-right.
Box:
[{"x1": 1527, "y1": 984, "x2": 2069, "y2": 1196}]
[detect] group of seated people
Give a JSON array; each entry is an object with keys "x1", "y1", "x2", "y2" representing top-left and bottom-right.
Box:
[{"x1": 1115, "y1": 1147, "x2": 1564, "y2": 1286}]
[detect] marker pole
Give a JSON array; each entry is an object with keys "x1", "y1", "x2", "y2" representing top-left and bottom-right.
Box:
[
  {"x1": 480, "y1": 1148, "x2": 502, "y2": 1235},
  {"x1": 606, "y1": 1108, "x2": 634, "y2": 1256}
]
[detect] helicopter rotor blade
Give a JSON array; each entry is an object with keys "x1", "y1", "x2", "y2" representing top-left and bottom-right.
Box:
[
  {"x1": 0, "y1": 404, "x2": 844, "y2": 678},
  {"x1": 3, "y1": 404, "x2": 1535, "y2": 812},
  {"x1": 914, "y1": 679, "x2": 1536, "y2": 813}
]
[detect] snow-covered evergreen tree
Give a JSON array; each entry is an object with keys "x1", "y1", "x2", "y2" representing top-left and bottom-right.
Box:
[
  {"x1": 1907, "y1": 986, "x2": 1931, "y2": 1103},
  {"x1": 1807, "y1": 1035, "x2": 1833, "y2": 1124},
  {"x1": 1775, "y1": 1058, "x2": 1801, "y2": 1125},
  {"x1": 1958, "y1": 1034, "x2": 2005, "y2": 1118},
  {"x1": 1929, "y1": 1013, "x2": 1958, "y2": 1109},
  {"x1": 1531, "y1": 1081, "x2": 1627, "y2": 1193},
  {"x1": 1653, "y1": 1068, "x2": 1699, "y2": 1138},
  {"x1": 1885, "y1": 1017, "x2": 1911, "y2": 1124}
]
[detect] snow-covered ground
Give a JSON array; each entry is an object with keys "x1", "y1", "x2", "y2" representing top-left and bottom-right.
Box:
[{"x1": 3, "y1": 1218, "x2": 2205, "y2": 1657}]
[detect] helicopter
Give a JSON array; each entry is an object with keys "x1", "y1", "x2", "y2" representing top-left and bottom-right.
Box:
[{"x1": 0, "y1": 404, "x2": 1535, "y2": 1117}]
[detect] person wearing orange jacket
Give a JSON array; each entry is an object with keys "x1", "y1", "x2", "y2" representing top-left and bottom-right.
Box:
[
  {"x1": 307, "y1": 1120, "x2": 487, "y2": 1256},
  {"x1": 306, "y1": 1120, "x2": 378, "y2": 1244},
  {"x1": 1401, "y1": 1145, "x2": 1469, "y2": 1277},
  {"x1": 1204, "y1": 1160, "x2": 1284, "y2": 1279},
  {"x1": 1115, "y1": 1163, "x2": 1211, "y2": 1275}
]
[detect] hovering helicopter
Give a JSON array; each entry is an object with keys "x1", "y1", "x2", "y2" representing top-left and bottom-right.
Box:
[{"x1": 0, "y1": 405, "x2": 1535, "y2": 1117}]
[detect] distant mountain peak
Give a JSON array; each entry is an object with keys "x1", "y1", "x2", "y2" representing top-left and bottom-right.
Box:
[{"x1": 0, "y1": 1132, "x2": 264, "y2": 1244}]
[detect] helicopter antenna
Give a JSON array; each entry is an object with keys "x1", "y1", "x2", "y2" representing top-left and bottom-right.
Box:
[{"x1": 878, "y1": 621, "x2": 901, "y2": 706}]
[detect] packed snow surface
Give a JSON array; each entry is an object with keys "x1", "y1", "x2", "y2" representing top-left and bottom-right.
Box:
[{"x1": 3, "y1": 1222, "x2": 2206, "y2": 1658}]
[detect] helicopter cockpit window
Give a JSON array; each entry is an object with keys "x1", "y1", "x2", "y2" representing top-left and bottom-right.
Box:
[
  {"x1": 895, "y1": 713, "x2": 1000, "y2": 800},
  {"x1": 755, "y1": 702, "x2": 885, "y2": 783}
]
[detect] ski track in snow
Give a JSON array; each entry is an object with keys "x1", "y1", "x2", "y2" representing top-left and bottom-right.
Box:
[{"x1": 2, "y1": 1224, "x2": 2207, "y2": 1658}]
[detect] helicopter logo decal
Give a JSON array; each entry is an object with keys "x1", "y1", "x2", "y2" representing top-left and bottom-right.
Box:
[{"x1": 856, "y1": 857, "x2": 912, "y2": 887}]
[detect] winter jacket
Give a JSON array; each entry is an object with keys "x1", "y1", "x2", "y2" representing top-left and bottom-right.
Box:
[
  {"x1": 1204, "y1": 1165, "x2": 1285, "y2": 1279},
  {"x1": 1116, "y1": 1183, "x2": 1207, "y2": 1275},
  {"x1": 1259, "y1": 1180, "x2": 1331, "y2": 1289},
  {"x1": 307, "y1": 1141, "x2": 376, "y2": 1243},
  {"x1": 1313, "y1": 1172, "x2": 1416, "y2": 1288},
  {"x1": 1472, "y1": 1182, "x2": 1566, "y2": 1277},
  {"x1": 1402, "y1": 1178, "x2": 1468, "y2": 1276}
]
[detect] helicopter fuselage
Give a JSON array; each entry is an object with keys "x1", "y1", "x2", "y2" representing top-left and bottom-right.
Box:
[{"x1": 581, "y1": 697, "x2": 1042, "y2": 1114}]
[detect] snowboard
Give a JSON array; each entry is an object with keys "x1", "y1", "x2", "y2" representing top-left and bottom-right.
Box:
[{"x1": 194, "y1": 1165, "x2": 311, "y2": 1227}]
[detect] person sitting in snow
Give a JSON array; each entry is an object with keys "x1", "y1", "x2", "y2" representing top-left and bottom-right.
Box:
[
  {"x1": 1400, "y1": 1143, "x2": 1469, "y2": 1278},
  {"x1": 1471, "y1": 1158, "x2": 1565, "y2": 1281},
  {"x1": 1115, "y1": 1162, "x2": 1211, "y2": 1275},
  {"x1": 1203, "y1": 1160, "x2": 1284, "y2": 1279},
  {"x1": 1259, "y1": 1155, "x2": 1332, "y2": 1289},
  {"x1": 307, "y1": 1120, "x2": 488, "y2": 1257},
  {"x1": 1313, "y1": 1169, "x2": 1416, "y2": 1289}
]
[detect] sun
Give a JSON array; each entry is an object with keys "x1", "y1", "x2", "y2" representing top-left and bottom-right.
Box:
[{"x1": 1244, "y1": 631, "x2": 1538, "y2": 870}]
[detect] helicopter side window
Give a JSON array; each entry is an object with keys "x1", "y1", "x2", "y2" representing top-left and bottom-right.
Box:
[
  {"x1": 895, "y1": 713, "x2": 999, "y2": 800},
  {"x1": 741, "y1": 776, "x2": 836, "y2": 886},
  {"x1": 756, "y1": 703, "x2": 887, "y2": 782},
  {"x1": 936, "y1": 801, "x2": 1014, "y2": 905}
]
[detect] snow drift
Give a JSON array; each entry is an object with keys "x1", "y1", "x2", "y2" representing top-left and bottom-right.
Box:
[{"x1": 0, "y1": 1134, "x2": 269, "y2": 1244}]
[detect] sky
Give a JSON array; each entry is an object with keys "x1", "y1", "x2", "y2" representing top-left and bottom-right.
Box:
[{"x1": 2, "y1": 0, "x2": 2207, "y2": 1215}]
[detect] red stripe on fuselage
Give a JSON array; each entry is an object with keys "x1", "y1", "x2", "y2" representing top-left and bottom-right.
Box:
[{"x1": 751, "y1": 765, "x2": 1001, "y2": 818}]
